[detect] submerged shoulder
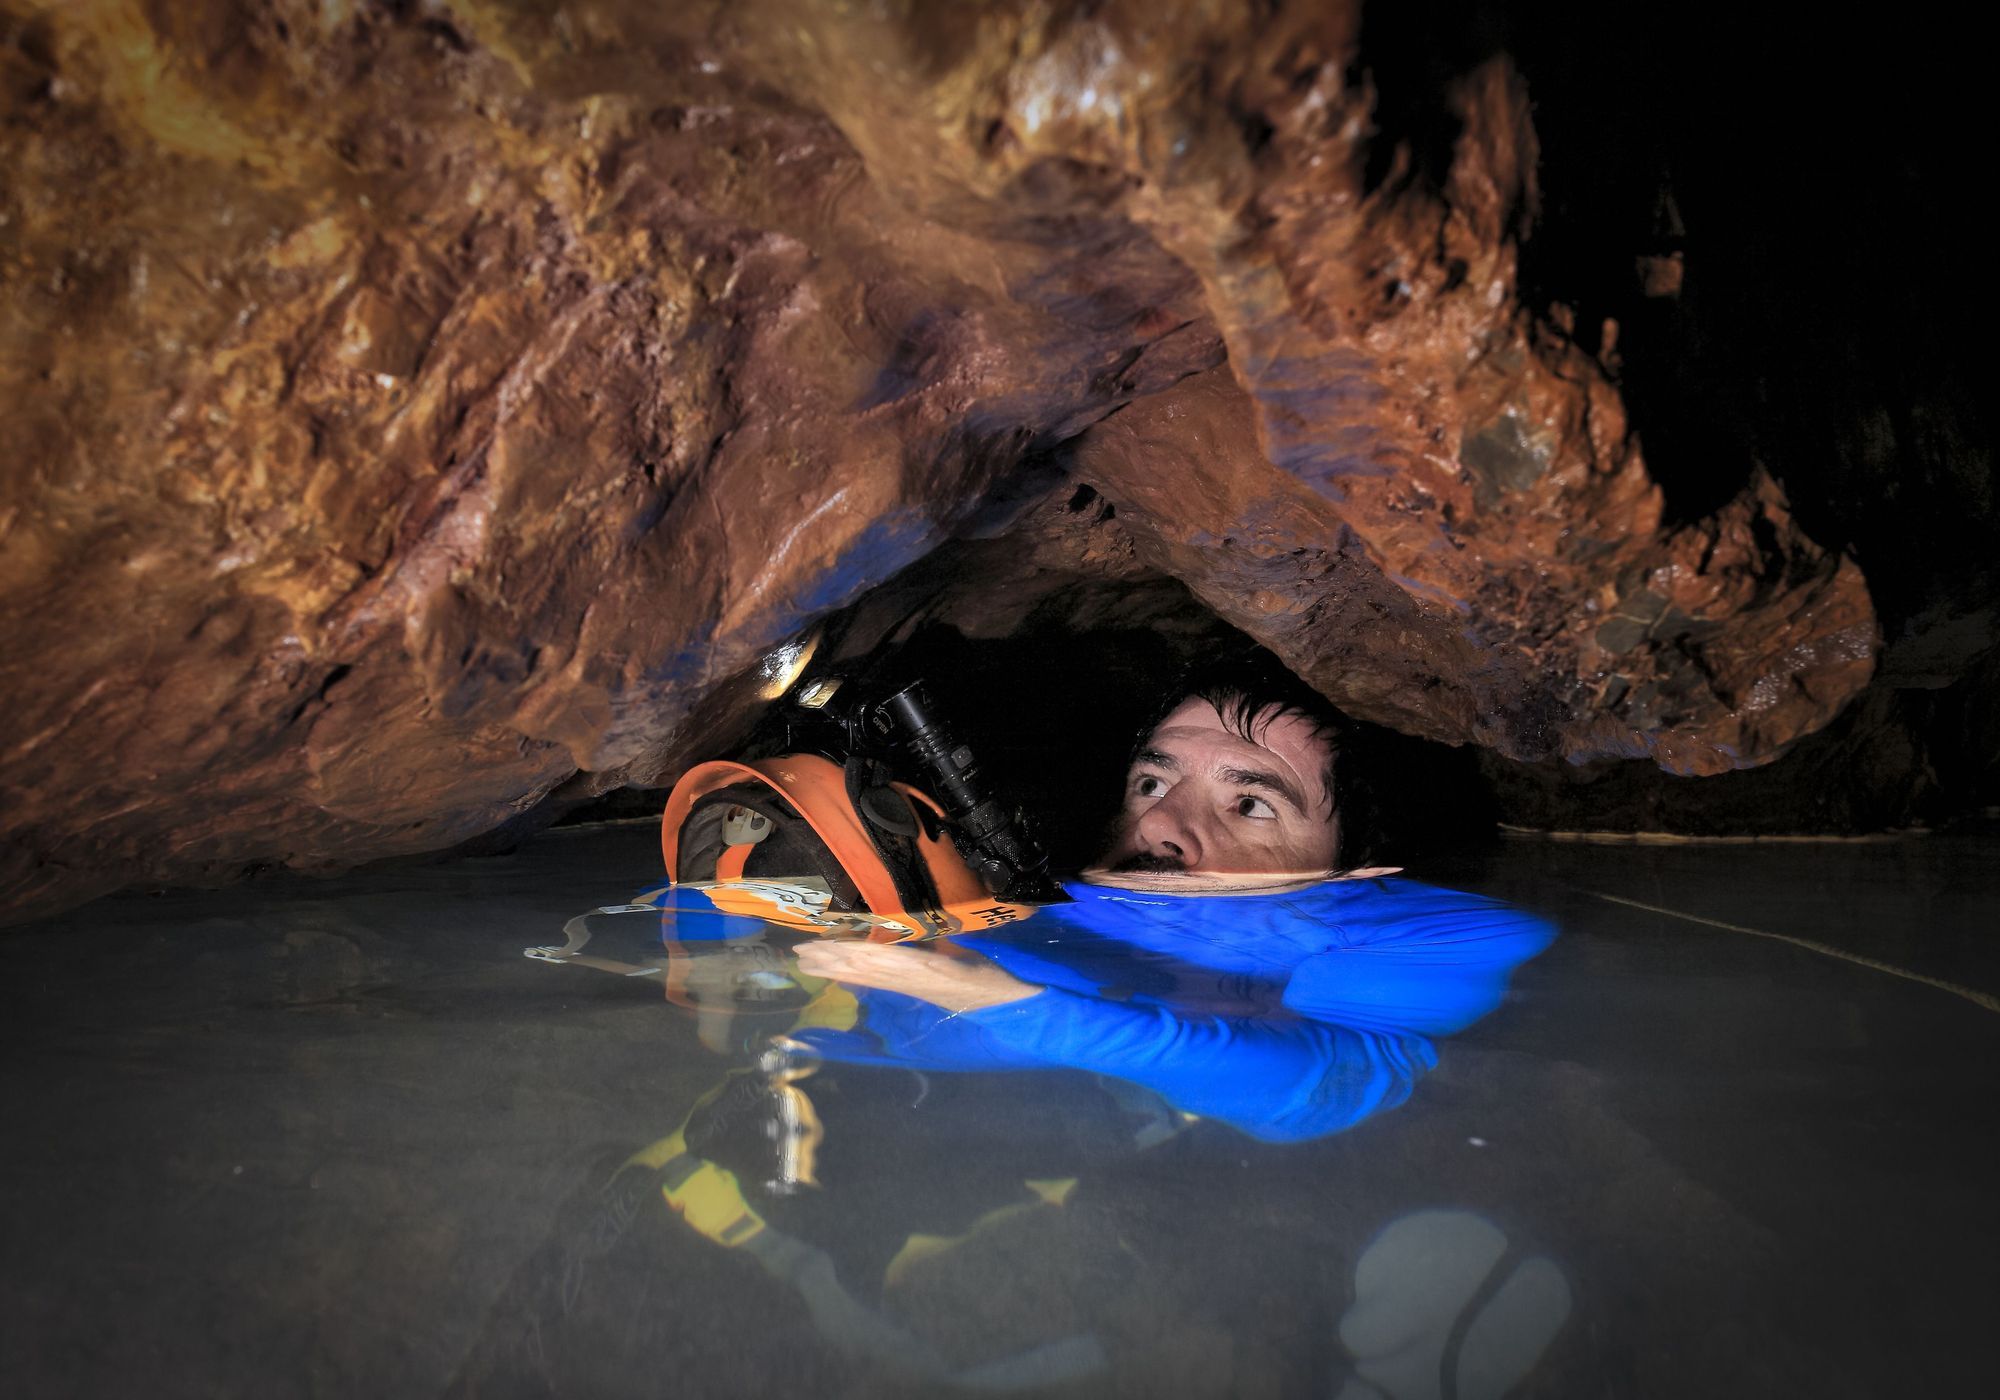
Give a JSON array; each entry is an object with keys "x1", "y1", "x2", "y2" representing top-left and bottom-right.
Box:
[{"x1": 1291, "y1": 877, "x2": 1556, "y2": 954}]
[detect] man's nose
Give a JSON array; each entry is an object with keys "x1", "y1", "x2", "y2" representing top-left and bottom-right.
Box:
[{"x1": 1134, "y1": 786, "x2": 1204, "y2": 868}]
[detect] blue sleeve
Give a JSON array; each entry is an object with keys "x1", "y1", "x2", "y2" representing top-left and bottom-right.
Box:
[
  {"x1": 1285, "y1": 887, "x2": 1556, "y2": 1036},
  {"x1": 956, "y1": 987, "x2": 1437, "y2": 1143}
]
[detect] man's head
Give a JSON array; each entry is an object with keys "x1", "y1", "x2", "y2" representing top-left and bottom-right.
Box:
[{"x1": 1096, "y1": 662, "x2": 1345, "y2": 878}]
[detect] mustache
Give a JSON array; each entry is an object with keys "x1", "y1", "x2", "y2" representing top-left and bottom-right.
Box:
[{"x1": 1109, "y1": 851, "x2": 1187, "y2": 874}]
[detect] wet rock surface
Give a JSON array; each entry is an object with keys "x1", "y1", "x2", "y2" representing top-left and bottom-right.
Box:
[{"x1": 0, "y1": 1, "x2": 1954, "y2": 919}]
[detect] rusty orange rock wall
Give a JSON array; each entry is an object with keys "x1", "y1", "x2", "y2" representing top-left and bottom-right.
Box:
[{"x1": 1, "y1": 1, "x2": 1874, "y2": 921}]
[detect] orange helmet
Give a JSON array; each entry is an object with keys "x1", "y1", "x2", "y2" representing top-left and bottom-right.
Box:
[{"x1": 661, "y1": 754, "x2": 1035, "y2": 942}]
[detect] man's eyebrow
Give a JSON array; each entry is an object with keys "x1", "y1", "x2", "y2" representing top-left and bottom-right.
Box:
[
  {"x1": 1219, "y1": 765, "x2": 1308, "y2": 814},
  {"x1": 1132, "y1": 748, "x2": 1181, "y2": 771}
]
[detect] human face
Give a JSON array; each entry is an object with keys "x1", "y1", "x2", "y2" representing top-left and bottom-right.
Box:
[{"x1": 1096, "y1": 697, "x2": 1340, "y2": 877}]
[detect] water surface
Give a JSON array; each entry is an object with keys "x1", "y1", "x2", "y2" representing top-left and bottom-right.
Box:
[{"x1": 4, "y1": 824, "x2": 1995, "y2": 1397}]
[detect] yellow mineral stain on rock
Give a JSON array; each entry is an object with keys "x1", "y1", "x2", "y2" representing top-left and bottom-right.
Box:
[{"x1": 44, "y1": 0, "x2": 325, "y2": 186}]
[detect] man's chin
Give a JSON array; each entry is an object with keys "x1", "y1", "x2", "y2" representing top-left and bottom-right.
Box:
[{"x1": 1078, "y1": 862, "x2": 1340, "y2": 896}]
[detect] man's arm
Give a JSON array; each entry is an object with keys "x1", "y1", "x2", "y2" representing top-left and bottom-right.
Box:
[
  {"x1": 790, "y1": 940, "x2": 1431, "y2": 1142},
  {"x1": 792, "y1": 940, "x2": 1039, "y2": 1013}
]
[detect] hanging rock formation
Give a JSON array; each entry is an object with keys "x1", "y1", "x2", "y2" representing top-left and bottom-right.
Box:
[{"x1": 0, "y1": 0, "x2": 1875, "y2": 921}]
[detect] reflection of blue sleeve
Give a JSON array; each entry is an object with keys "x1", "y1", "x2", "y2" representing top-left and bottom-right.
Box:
[
  {"x1": 957, "y1": 990, "x2": 1436, "y2": 1143},
  {"x1": 640, "y1": 886, "x2": 777, "y2": 942}
]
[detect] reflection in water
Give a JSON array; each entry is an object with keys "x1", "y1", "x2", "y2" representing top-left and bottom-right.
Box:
[{"x1": 496, "y1": 875, "x2": 1564, "y2": 1394}]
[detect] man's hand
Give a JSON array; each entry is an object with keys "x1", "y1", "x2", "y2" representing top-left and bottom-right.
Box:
[{"x1": 792, "y1": 940, "x2": 1040, "y2": 1013}]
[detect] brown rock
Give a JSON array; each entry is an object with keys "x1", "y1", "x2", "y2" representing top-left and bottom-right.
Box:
[{"x1": 0, "y1": 1, "x2": 1873, "y2": 921}]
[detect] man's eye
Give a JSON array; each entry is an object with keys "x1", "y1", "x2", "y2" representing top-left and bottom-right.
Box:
[
  {"x1": 1133, "y1": 775, "x2": 1167, "y2": 799},
  {"x1": 1234, "y1": 795, "x2": 1277, "y2": 820}
]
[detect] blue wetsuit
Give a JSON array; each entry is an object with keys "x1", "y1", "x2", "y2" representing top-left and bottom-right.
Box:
[{"x1": 780, "y1": 878, "x2": 1555, "y2": 1143}]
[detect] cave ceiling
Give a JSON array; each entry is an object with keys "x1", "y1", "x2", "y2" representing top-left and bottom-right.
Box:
[{"x1": 0, "y1": 0, "x2": 1879, "y2": 921}]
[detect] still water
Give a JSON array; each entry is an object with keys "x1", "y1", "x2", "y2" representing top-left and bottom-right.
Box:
[{"x1": 3, "y1": 822, "x2": 1996, "y2": 1397}]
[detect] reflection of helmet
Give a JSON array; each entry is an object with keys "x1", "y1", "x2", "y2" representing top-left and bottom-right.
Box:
[{"x1": 662, "y1": 755, "x2": 1019, "y2": 941}]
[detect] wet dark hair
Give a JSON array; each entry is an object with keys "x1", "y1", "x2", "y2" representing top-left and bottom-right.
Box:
[{"x1": 1136, "y1": 656, "x2": 1348, "y2": 822}]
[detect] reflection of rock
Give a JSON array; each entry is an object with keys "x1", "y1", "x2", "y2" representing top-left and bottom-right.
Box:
[
  {"x1": 274, "y1": 928, "x2": 372, "y2": 1010},
  {"x1": 0, "y1": 2, "x2": 1876, "y2": 920}
]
